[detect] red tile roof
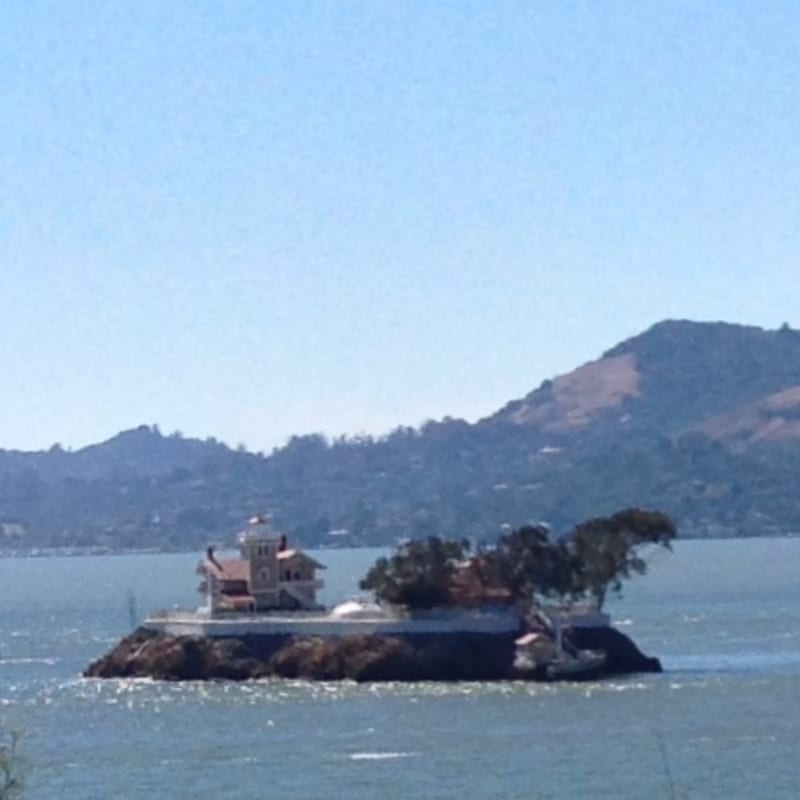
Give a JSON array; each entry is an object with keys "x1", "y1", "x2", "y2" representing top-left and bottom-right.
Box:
[
  {"x1": 202, "y1": 558, "x2": 250, "y2": 582},
  {"x1": 516, "y1": 632, "x2": 545, "y2": 646},
  {"x1": 277, "y1": 549, "x2": 326, "y2": 569}
]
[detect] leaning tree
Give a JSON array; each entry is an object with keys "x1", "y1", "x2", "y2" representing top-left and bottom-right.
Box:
[{"x1": 568, "y1": 508, "x2": 676, "y2": 609}]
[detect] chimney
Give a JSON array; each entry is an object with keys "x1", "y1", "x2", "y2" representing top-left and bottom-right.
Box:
[{"x1": 206, "y1": 546, "x2": 223, "y2": 571}]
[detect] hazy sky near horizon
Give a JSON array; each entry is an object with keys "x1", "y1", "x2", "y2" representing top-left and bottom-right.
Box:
[{"x1": 2, "y1": 1, "x2": 800, "y2": 452}]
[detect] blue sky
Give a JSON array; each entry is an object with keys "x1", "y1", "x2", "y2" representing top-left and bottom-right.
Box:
[{"x1": 2, "y1": 1, "x2": 799, "y2": 452}]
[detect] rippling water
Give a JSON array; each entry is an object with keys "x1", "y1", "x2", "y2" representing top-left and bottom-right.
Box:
[{"x1": 2, "y1": 540, "x2": 800, "y2": 799}]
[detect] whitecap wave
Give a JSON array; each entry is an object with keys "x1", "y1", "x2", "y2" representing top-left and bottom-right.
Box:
[{"x1": 349, "y1": 752, "x2": 418, "y2": 761}]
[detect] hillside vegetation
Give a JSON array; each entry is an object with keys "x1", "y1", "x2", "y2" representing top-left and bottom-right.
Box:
[{"x1": 3, "y1": 320, "x2": 800, "y2": 551}]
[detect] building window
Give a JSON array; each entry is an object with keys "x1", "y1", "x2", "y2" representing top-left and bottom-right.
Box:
[{"x1": 259, "y1": 567, "x2": 271, "y2": 584}]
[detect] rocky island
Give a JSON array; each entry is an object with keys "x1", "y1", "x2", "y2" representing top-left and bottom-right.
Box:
[
  {"x1": 85, "y1": 625, "x2": 660, "y2": 682},
  {"x1": 85, "y1": 511, "x2": 670, "y2": 683}
]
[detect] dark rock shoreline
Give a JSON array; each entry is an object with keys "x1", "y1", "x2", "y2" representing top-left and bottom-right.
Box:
[{"x1": 84, "y1": 626, "x2": 662, "y2": 683}]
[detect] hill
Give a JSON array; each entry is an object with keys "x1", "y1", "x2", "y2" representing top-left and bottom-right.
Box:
[{"x1": 3, "y1": 319, "x2": 800, "y2": 551}]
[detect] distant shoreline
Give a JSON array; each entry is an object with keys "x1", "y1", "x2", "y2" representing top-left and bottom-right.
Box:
[
  {"x1": 4, "y1": 532, "x2": 800, "y2": 560},
  {"x1": 0, "y1": 541, "x2": 368, "y2": 559}
]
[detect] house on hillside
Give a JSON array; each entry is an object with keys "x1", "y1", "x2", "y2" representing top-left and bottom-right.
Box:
[
  {"x1": 0, "y1": 523, "x2": 26, "y2": 540},
  {"x1": 197, "y1": 517, "x2": 325, "y2": 614}
]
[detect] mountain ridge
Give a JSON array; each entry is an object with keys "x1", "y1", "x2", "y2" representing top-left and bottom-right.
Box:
[{"x1": 3, "y1": 318, "x2": 800, "y2": 550}]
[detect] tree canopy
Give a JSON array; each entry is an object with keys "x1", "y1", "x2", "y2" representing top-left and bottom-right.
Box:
[
  {"x1": 480, "y1": 524, "x2": 579, "y2": 603},
  {"x1": 360, "y1": 508, "x2": 676, "y2": 611},
  {"x1": 359, "y1": 536, "x2": 471, "y2": 609},
  {"x1": 568, "y1": 508, "x2": 676, "y2": 608}
]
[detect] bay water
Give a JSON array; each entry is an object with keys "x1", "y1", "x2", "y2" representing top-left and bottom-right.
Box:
[{"x1": 1, "y1": 539, "x2": 799, "y2": 799}]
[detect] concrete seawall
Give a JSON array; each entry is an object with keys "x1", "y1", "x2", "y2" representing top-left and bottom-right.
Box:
[{"x1": 144, "y1": 609, "x2": 522, "y2": 638}]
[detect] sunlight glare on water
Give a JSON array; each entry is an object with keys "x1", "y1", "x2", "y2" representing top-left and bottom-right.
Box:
[{"x1": 1, "y1": 540, "x2": 800, "y2": 799}]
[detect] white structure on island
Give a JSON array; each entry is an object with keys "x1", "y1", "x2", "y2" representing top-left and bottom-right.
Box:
[
  {"x1": 145, "y1": 517, "x2": 523, "y2": 638},
  {"x1": 197, "y1": 516, "x2": 325, "y2": 614},
  {"x1": 146, "y1": 604, "x2": 523, "y2": 638}
]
